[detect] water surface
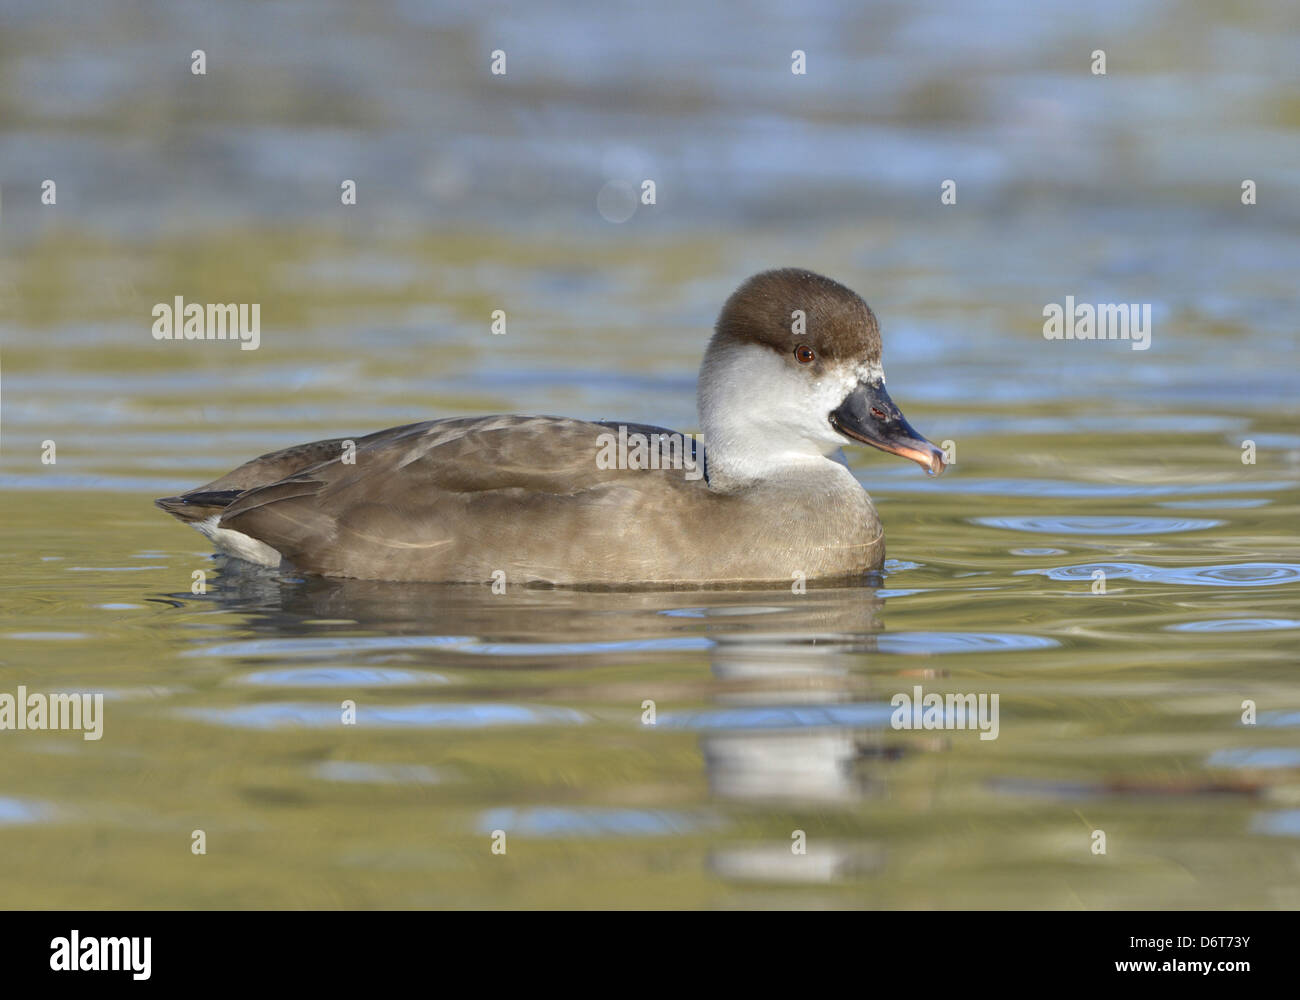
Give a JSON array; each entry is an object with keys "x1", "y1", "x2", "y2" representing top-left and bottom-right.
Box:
[{"x1": 1, "y1": 0, "x2": 1298, "y2": 909}]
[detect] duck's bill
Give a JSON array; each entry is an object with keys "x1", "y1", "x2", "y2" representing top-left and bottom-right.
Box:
[{"x1": 829, "y1": 381, "x2": 946, "y2": 475}]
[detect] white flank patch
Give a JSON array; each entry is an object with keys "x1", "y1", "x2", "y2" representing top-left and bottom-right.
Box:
[{"x1": 193, "y1": 515, "x2": 283, "y2": 567}]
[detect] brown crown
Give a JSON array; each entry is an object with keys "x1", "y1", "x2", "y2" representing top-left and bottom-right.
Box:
[{"x1": 713, "y1": 268, "x2": 883, "y2": 365}]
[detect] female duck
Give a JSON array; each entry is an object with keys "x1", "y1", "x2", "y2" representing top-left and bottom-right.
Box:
[{"x1": 157, "y1": 269, "x2": 944, "y2": 585}]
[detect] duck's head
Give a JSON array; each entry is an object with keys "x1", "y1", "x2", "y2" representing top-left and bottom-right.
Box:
[{"x1": 698, "y1": 268, "x2": 944, "y2": 488}]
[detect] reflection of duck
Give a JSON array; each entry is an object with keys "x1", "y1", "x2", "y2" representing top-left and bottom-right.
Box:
[
  {"x1": 190, "y1": 571, "x2": 929, "y2": 809},
  {"x1": 197, "y1": 566, "x2": 885, "y2": 651},
  {"x1": 184, "y1": 567, "x2": 912, "y2": 883},
  {"x1": 701, "y1": 634, "x2": 887, "y2": 805},
  {"x1": 699, "y1": 630, "x2": 898, "y2": 884},
  {"x1": 157, "y1": 270, "x2": 943, "y2": 585}
]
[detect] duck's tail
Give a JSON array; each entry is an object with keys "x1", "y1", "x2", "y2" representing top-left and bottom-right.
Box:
[{"x1": 154, "y1": 489, "x2": 245, "y2": 525}]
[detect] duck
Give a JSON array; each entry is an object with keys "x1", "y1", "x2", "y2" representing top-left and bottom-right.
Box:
[{"x1": 156, "y1": 268, "x2": 944, "y2": 587}]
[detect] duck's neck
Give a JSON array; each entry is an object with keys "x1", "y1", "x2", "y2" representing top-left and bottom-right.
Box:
[{"x1": 702, "y1": 438, "x2": 852, "y2": 493}]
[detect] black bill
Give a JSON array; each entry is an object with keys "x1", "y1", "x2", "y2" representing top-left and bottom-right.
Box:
[{"x1": 829, "y1": 380, "x2": 945, "y2": 475}]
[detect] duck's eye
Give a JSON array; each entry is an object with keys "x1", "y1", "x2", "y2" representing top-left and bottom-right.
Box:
[
  {"x1": 870, "y1": 406, "x2": 888, "y2": 421},
  {"x1": 794, "y1": 345, "x2": 816, "y2": 364}
]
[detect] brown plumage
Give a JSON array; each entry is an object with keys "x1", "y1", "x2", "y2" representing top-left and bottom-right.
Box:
[
  {"x1": 714, "y1": 268, "x2": 882, "y2": 365},
  {"x1": 157, "y1": 269, "x2": 943, "y2": 586}
]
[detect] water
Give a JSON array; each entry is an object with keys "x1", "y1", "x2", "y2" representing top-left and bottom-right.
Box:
[{"x1": 1, "y1": 0, "x2": 1298, "y2": 908}]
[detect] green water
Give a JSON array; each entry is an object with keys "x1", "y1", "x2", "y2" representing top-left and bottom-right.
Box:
[
  {"x1": 2, "y1": 391, "x2": 1298, "y2": 908},
  {"x1": 2, "y1": 0, "x2": 1299, "y2": 909}
]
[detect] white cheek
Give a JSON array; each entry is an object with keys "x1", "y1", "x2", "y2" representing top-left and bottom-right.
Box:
[
  {"x1": 789, "y1": 360, "x2": 885, "y2": 449},
  {"x1": 699, "y1": 342, "x2": 865, "y2": 455},
  {"x1": 799, "y1": 370, "x2": 860, "y2": 446}
]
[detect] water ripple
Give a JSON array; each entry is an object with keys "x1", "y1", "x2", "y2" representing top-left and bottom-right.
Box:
[
  {"x1": 312, "y1": 761, "x2": 443, "y2": 785},
  {"x1": 660, "y1": 702, "x2": 894, "y2": 731},
  {"x1": 877, "y1": 631, "x2": 1058, "y2": 654},
  {"x1": 974, "y1": 515, "x2": 1222, "y2": 535},
  {"x1": 0, "y1": 798, "x2": 56, "y2": 826},
  {"x1": 4, "y1": 632, "x2": 92, "y2": 641},
  {"x1": 1255, "y1": 811, "x2": 1300, "y2": 837},
  {"x1": 1168, "y1": 618, "x2": 1300, "y2": 633},
  {"x1": 187, "y1": 635, "x2": 710, "y2": 658},
  {"x1": 660, "y1": 606, "x2": 787, "y2": 619},
  {"x1": 1157, "y1": 499, "x2": 1270, "y2": 509},
  {"x1": 1208, "y1": 748, "x2": 1300, "y2": 769},
  {"x1": 1259, "y1": 711, "x2": 1300, "y2": 728},
  {"x1": 883, "y1": 478, "x2": 1295, "y2": 498},
  {"x1": 237, "y1": 667, "x2": 449, "y2": 687},
  {"x1": 1019, "y1": 562, "x2": 1300, "y2": 587},
  {"x1": 476, "y1": 806, "x2": 711, "y2": 837},
  {"x1": 179, "y1": 702, "x2": 586, "y2": 730},
  {"x1": 185, "y1": 636, "x2": 471, "y2": 658}
]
